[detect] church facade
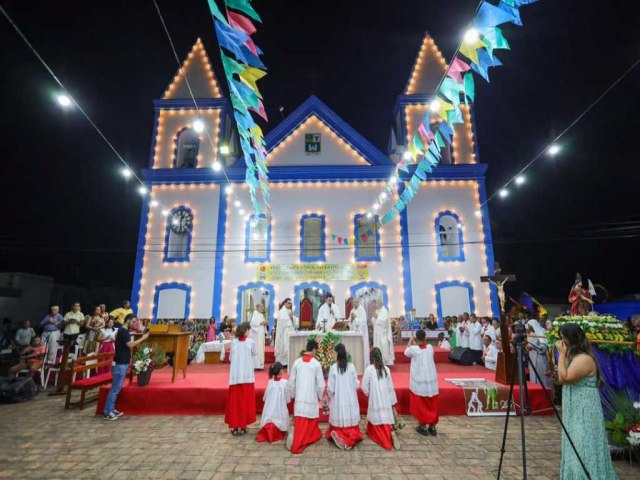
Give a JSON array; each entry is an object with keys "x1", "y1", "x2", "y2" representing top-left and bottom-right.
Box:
[{"x1": 131, "y1": 35, "x2": 499, "y2": 328}]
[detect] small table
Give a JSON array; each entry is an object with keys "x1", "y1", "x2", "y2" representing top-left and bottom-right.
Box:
[
  {"x1": 132, "y1": 331, "x2": 190, "y2": 383},
  {"x1": 288, "y1": 331, "x2": 365, "y2": 374},
  {"x1": 194, "y1": 340, "x2": 232, "y2": 364}
]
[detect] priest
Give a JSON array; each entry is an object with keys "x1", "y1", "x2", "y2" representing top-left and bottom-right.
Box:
[
  {"x1": 372, "y1": 299, "x2": 394, "y2": 366},
  {"x1": 275, "y1": 298, "x2": 297, "y2": 367},
  {"x1": 316, "y1": 294, "x2": 341, "y2": 332},
  {"x1": 349, "y1": 297, "x2": 370, "y2": 368},
  {"x1": 249, "y1": 304, "x2": 268, "y2": 370}
]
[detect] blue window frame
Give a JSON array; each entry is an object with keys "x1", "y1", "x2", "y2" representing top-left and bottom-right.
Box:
[
  {"x1": 435, "y1": 280, "x2": 475, "y2": 327},
  {"x1": 354, "y1": 214, "x2": 381, "y2": 261},
  {"x1": 163, "y1": 206, "x2": 193, "y2": 263},
  {"x1": 435, "y1": 210, "x2": 465, "y2": 262},
  {"x1": 236, "y1": 282, "x2": 275, "y2": 329},
  {"x1": 245, "y1": 214, "x2": 271, "y2": 263},
  {"x1": 152, "y1": 282, "x2": 191, "y2": 323},
  {"x1": 173, "y1": 127, "x2": 200, "y2": 168},
  {"x1": 300, "y1": 214, "x2": 326, "y2": 262}
]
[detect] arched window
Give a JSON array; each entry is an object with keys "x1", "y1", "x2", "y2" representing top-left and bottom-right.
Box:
[
  {"x1": 300, "y1": 214, "x2": 326, "y2": 262},
  {"x1": 152, "y1": 283, "x2": 191, "y2": 323},
  {"x1": 245, "y1": 214, "x2": 271, "y2": 262},
  {"x1": 435, "y1": 210, "x2": 465, "y2": 262},
  {"x1": 435, "y1": 280, "x2": 475, "y2": 326},
  {"x1": 174, "y1": 128, "x2": 200, "y2": 168},
  {"x1": 164, "y1": 206, "x2": 194, "y2": 262},
  {"x1": 354, "y1": 214, "x2": 380, "y2": 261}
]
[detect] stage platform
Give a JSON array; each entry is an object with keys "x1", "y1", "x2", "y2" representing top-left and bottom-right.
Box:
[{"x1": 96, "y1": 359, "x2": 553, "y2": 417}]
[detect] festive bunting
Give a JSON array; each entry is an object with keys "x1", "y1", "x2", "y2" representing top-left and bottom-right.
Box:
[
  {"x1": 474, "y1": 1, "x2": 518, "y2": 28},
  {"x1": 447, "y1": 57, "x2": 471, "y2": 83},
  {"x1": 226, "y1": 0, "x2": 262, "y2": 22}
]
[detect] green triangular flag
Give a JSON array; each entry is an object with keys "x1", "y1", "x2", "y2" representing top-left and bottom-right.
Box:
[
  {"x1": 463, "y1": 72, "x2": 475, "y2": 103},
  {"x1": 207, "y1": 0, "x2": 229, "y2": 26},
  {"x1": 226, "y1": 0, "x2": 262, "y2": 23}
]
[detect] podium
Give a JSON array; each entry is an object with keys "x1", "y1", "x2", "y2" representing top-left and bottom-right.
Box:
[{"x1": 132, "y1": 331, "x2": 190, "y2": 383}]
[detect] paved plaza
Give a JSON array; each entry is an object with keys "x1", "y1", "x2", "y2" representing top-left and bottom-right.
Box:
[{"x1": 0, "y1": 394, "x2": 636, "y2": 480}]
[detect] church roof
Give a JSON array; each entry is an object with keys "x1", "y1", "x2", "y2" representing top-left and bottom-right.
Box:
[
  {"x1": 404, "y1": 33, "x2": 448, "y2": 95},
  {"x1": 162, "y1": 38, "x2": 223, "y2": 100}
]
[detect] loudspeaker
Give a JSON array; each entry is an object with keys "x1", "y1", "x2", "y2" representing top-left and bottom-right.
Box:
[
  {"x1": 0, "y1": 377, "x2": 37, "y2": 403},
  {"x1": 449, "y1": 347, "x2": 474, "y2": 366}
]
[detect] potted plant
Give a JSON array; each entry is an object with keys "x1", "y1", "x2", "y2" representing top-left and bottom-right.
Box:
[{"x1": 132, "y1": 346, "x2": 156, "y2": 386}]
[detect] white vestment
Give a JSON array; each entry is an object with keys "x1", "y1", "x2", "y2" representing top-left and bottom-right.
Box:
[
  {"x1": 458, "y1": 321, "x2": 470, "y2": 348},
  {"x1": 438, "y1": 338, "x2": 452, "y2": 350},
  {"x1": 316, "y1": 303, "x2": 341, "y2": 331},
  {"x1": 361, "y1": 364, "x2": 397, "y2": 425},
  {"x1": 351, "y1": 305, "x2": 370, "y2": 368},
  {"x1": 289, "y1": 356, "x2": 325, "y2": 419},
  {"x1": 373, "y1": 306, "x2": 394, "y2": 366},
  {"x1": 274, "y1": 306, "x2": 296, "y2": 365},
  {"x1": 327, "y1": 363, "x2": 360, "y2": 427},
  {"x1": 482, "y1": 324, "x2": 497, "y2": 342},
  {"x1": 248, "y1": 310, "x2": 266, "y2": 369},
  {"x1": 259, "y1": 378, "x2": 291, "y2": 431},
  {"x1": 228, "y1": 338, "x2": 256, "y2": 385},
  {"x1": 404, "y1": 345, "x2": 439, "y2": 397},
  {"x1": 483, "y1": 343, "x2": 498, "y2": 371},
  {"x1": 468, "y1": 321, "x2": 483, "y2": 351}
]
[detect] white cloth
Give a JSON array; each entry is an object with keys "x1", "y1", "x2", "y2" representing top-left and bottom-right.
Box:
[
  {"x1": 457, "y1": 321, "x2": 470, "y2": 348},
  {"x1": 404, "y1": 345, "x2": 439, "y2": 397},
  {"x1": 483, "y1": 343, "x2": 498, "y2": 371},
  {"x1": 228, "y1": 338, "x2": 256, "y2": 385},
  {"x1": 316, "y1": 303, "x2": 341, "y2": 331},
  {"x1": 327, "y1": 363, "x2": 360, "y2": 427},
  {"x1": 361, "y1": 364, "x2": 397, "y2": 425},
  {"x1": 99, "y1": 327, "x2": 117, "y2": 342},
  {"x1": 275, "y1": 306, "x2": 297, "y2": 365},
  {"x1": 372, "y1": 306, "x2": 394, "y2": 366},
  {"x1": 289, "y1": 356, "x2": 325, "y2": 419},
  {"x1": 351, "y1": 305, "x2": 370, "y2": 368},
  {"x1": 527, "y1": 320, "x2": 548, "y2": 344},
  {"x1": 468, "y1": 321, "x2": 483, "y2": 351},
  {"x1": 482, "y1": 324, "x2": 497, "y2": 342},
  {"x1": 248, "y1": 310, "x2": 266, "y2": 369},
  {"x1": 45, "y1": 330, "x2": 61, "y2": 364},
  {"x1": 259, "y1": 378, "x2": 291, "y2": 431},
  {"x1": 438, "y1": 339, "x2": 452, "y2": 350},
  {"x1": 194, "y1": 340, "x2": 231, "y2": 363}
]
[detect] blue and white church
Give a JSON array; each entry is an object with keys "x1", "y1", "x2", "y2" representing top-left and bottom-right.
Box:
[{"x1": 131, "y1": 35, "x2": 499, "y2": 328}]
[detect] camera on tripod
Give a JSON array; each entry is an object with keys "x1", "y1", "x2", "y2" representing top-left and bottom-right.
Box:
[{"x1": 511, "y1": 322, "x2": 527, "y2": 344}]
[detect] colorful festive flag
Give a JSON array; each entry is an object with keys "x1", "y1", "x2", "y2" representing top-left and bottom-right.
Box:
[
  {"x1": 227, "y1": 10, "x2": 256, "y2": 35},
  {"x1": 474, "y1": 1, "x2": 518, "y2": 28},
  {"x1": 226, "y1": 0, "x2": 262, "y2": 22},
  {"x1": 447, "y1": 57, "x2": 471, "y2": 83}
]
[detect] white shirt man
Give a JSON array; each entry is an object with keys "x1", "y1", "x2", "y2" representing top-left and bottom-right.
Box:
[
  {"x1": 275, "y1": 299, "x2": 297, "y2": 366},
  {"x1": 468, "y1": 318, "x2": 483, "y2": 351},
  {"x1": 457, "y1": 319, "x2": 470, "y2": 348},
  {"x1": 249, "y1": 305, "x2": 267, "y2": 369},
  {"x1": 482, "y1": 320, "x2": 496, "y2": 342},
  {"x1": 372, "y1": 301, "x2": 394, "y2": 366},
  {"x1": 349, "y1": 299, "x2": 370, "y2": 368},
  {"x1": 482, "y1": 335, "x2": 498, "y2": 371},
  {"x1": 316, "y1": 296, "x2": 341, "y2": 331},
  {"x1": 437, "y1": 335, "x2": 452, "y2": 350}
]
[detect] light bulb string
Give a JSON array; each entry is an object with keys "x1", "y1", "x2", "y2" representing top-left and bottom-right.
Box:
[{"x1": 482, "y1": 56, "x2": 640, "y2": 206}]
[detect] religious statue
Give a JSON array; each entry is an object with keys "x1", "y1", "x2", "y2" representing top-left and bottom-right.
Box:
[
  {"x1": 487, "y1": 262, "x2": 508, "y2": 313},
  {"x1": 568, "y1": 273, "x2": 594, "y2": 316}
]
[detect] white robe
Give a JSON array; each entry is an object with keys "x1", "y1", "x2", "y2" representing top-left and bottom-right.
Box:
[
  {"x1": 228, "y1": 338, "x2": 256, "y2": 385},
  {"x1": 260, "y1": 378, "x2": 291, "y2": 431},
  {"x1": 373, "y1": 306, "x2": 394, "y2": 366},
  {"x1": 482, "y1": 324, "x2": 497, "y2": 342},
  {"x1": 468, "y1": 321, "x2": 483, "y2": 351},
  {"x1": 458, "y1": 321, "x2": 470, "y2": 348},
  {"x1": 351, "y1": 305, "x2": 370, "y2": 368},
  {"x1": 316, "y1": 303, "x2": 341, "y2": 331},
  {"x1": 327, "y1": 363, "x2": 360, "y2": 427},
  {"x1": 483, "y1": 343, "x2": 498, "y2": 371},
  {"x1": 274, "y1": 306, "x2": 296, "y2": 365},
  {"x1": 404, "y1": 345, "x2": 439, "y2": 397},
  {"x1": 361, "y1": 364, "x2": 397, "y2": 425},
  {"x1": 438, "y1": 339, "x2": 452, "y2": 350},
  {"x1": 248, "y1": 310, "x2": 266, "y2": 369},
  {"x1": 289, "y1": 356, "x2": 325, "y2": 419}
]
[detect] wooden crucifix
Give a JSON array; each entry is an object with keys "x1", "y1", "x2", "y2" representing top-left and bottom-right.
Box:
[{"x1": 481, "y1": 262, "x2": 516, "y2": 385}]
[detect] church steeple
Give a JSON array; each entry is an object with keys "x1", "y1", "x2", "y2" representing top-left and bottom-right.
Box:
[
  {"x1": 404, "y1": 33, "x2": 448, "y2": 96},
  {"x1": 162, "y1": 38, "x2": 223, "y2": 99}
]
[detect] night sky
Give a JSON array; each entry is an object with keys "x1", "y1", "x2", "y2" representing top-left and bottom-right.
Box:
[{"x1": 1, "y1": 0, "x2": 639, "y2": 300}]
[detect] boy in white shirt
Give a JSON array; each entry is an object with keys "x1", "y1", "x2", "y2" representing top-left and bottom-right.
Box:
[
  {"x1": 404, "y1": 330, "x2": 439, "y2": 436},
  {"x1": 437, "y1": 332, "x2": 451, "y2": 350},
  {"x1": 482, "y1": 335, "x2": 498, "y2": 371}
]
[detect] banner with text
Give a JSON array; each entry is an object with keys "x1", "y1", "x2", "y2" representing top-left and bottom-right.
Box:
[
  {"x1": 256, "y1": 264, "x2": 368, "y2": 282},
  {"x1": 445, "y1": 378, "x2": 515, "y2": 417}
]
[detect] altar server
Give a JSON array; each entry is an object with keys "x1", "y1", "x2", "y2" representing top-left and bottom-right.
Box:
[
  {"x1": 257, "y1": 362, "x2": 291, "y2": 443},
  {"x1": 225, "y1": 323, "x2": 256, "y2": 436},
  {"x1": 468, "y1": 315, "x2": 483, "y2": 365},
  {"x1": 316, "y1": 294, "x2": 341, "y2": 331},
  {"x1": 349, "y1": 297, "x2": 370, "y2": 368},
  {"x1": 288, "y1": 340, "x2": 325, "y2": 454},
  {"x1": 437, "y1": 332, "x2": 451, "y2": 350},
  {"x1": 249, "y1": 304, "x2": 267, "y2": 369},
  {"x1": 275, "y1": 298, "x2": 297, "y2": 366},
  {"x1": 372, "y1": 300, "x2": 394, "y2": 366},
  {"x1": 361, "y1": 347, "x2": 399, "y2": 450},
  {"x1": 482, "y1": 335, "x2": 498, "y2": 371},
  {"x1": 326, "y1": 343, "x2": 363, "y2": 450},
  {"x1": 405, "y1": 330, "x2": 439, "y2": 436}
]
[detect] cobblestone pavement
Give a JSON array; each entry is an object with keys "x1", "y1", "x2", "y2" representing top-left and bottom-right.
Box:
[{"x1": 0, "y1": 394, "x2": 637, "y2": 480}]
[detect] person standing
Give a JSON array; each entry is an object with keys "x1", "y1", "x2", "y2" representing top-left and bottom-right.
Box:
[
  {"x1": 362, "y1": 347, "x2": 399, "y2": 450},
  {"x1": 349, "y1": 297, "x2": 370, "y2": 369},
  {"x1": 225, "y1": 323, "x2": 257, "y2": 435},
  {"x1": 316, "y1": 294, "x2": 341, "y2": 331},
  {"x1": 287, "y1": 339, "x2": 325, "y2": 454},
  {"x1": 275, "y1": 298, "x2": 297, "y2": 367},
  {"x1": 405, "y1": 330, "x2": 439, "y2": 436},
  {"x1": 14, "y1": 320, "x2": 35, "y2": 349},
  {"x1": 372, "y1": 300, "x2": 394, "y2": 366},
  {"x1": 468, "y1": 315, "x2": 483, "y2": 365},
  {"x1": 84, "y1": 306, "x2": 105, "y2": 354},
  {"x1": 206, "y1": 317, "x2": 217, "y2": 342},
  {"x1": 326, "y1": 344, "x2": 363, "y2": 450},
  {"x1": 556, "y1": 323, "x2": 618, "y2": 479},
  {"x1": 249, "y1": 304, "x2": 267, "y2": 370},
  {"x1": 109, "y1": 300, "x2": 133, "y2": 326},
  {"x1": 97, "y1": 318, "x2": 117, "y2": 375},
  {"x1": 457, "y1": 313, "x2": 470, "y2": 348},
  {"x1": 62, "y1": 302, "x2": 84, "y2": 348},
  {"x1": 526, "y1": 320, "x2": 551, "y2": 387},
  {"x1": 103, "y1": 316, "x2": 149, "y2": 420},
  {"x1": 257, "y1": 362, "x2": 291, "y2": 443},
  {"x1": 40, "y1": 305, "x2": 63, "y2": 345}
]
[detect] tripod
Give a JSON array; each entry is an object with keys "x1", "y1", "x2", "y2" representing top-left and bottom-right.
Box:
[{"x1": 496, "y1": 339, "x2": 592, "y2": 480}]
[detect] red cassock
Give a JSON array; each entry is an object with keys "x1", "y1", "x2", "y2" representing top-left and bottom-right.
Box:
[
  {"x1": 325, "y1": 425, "x2": 364, "y2": 449},
  {"x1": 290, "y1": 416, "x2": 322, "y2": 454},
  {"x1": 366, "y1": 422, "x2": 393, "y2": 450},
  {"x1": 256, "y1": 422, "x2": 287, "y2": 443},
  {"x1": 409, "y1": 392, "x2": 439, "y2": 425},
  {"x1": 225, "y1": 383, "x2": 256, "y2": 429}
]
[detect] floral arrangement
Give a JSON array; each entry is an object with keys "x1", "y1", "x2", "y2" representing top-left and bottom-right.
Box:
[
  {"x1": 132, "y1": 346, "x2": 156, "y2": 375},
  {"x1": 305, "y1": 331, "x2": 342, "y2": 375},
  {"x1": 545, "y1": 315, "x2": 632, "y2": 354},
  {"x1": 602, "y1": 388, "x2": 640, "y2": 450}
]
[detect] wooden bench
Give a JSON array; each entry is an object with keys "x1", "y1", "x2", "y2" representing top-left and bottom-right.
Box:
[{"x1": 65, "y1": 352, "x2": 114, "y2": 410}]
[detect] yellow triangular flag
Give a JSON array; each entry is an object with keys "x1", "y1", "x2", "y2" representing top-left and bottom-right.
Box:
[
  {"x1": 459, "y1": 38, "x2": 485, "y2": 65},
  {"x1": 239, "y1": 67, "x2": 267, "y2": 93},
  {"x1": 437, "y1": 100, "x2": 454, "y2": 120}
]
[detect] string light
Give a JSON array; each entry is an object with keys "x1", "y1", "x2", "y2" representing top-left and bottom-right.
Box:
[
  {"x1": 464, "y1": 28, "x2": 480, "y2": 44},
  {"x1": 499, "y1": 189, "x2": 509, "y2": 198},
  {"x1": 57, "y1": 93, "x2": 72, "y2": 108},
  {"x1": 138, "y1": 186, "x2": 148, "y2": 195},
  {"x1": 373, "y1": 203, "x2": 380, "y2": 211},
  {"x1": 161, "y1": 209, "x2": 169, "y2": 216},
  {"x1": 212, "y1": 161, "x2": 222, "y2": 171},
  {"x1": 390, "y1": 175, "x2": 398, "y2": 184},
  {"x1": 150, "y1": 200, "x2": 159, "y2": 208},
  {"x1": 220, "y1": 144, "x2": 230, "y2": 155},
  {"x1": 515, "y1": 175, "x2": 526, "y2": 185},
  {"x1": 429, "y1": 99, "x2": 441, "y2": 112},
  {"x1": 380, "y1": 192, "x2": 388, "y2": 200},
  {"x1": 474, "y1": 210, "x2": 482, "y2": 217},
  {"x1": 402, "y1": 151, "x2": 412, "y2": 161},
  {"x1": 225, "y1": 185, "x2": 233, "y2": 194},
  {"x1": 192, "y1": 119, "x2": 205, "y2": 133},
  {"x1": 234, "y1": 200, "x2": 241, "y2": 208},
  {"x1": 122, "y1": 168, "x2": 132, "y2": 179},
  {"x1": 547, "y1": 144, "x2": 560, "y2": 156}
]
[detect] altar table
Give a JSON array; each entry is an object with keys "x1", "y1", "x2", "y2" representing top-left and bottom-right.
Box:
[{"x1": 288, "y1": 331, "x2": 365, "y2": 374}]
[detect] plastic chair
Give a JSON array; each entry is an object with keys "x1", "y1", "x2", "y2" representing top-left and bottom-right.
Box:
[{"x1": 42, "y1": 346, "x2": 63, "y2": 389}]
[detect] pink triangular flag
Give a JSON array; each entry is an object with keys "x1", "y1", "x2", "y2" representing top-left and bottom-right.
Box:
[{"x1": 448, "y1": 57, "x2": 471, "y2": 83}]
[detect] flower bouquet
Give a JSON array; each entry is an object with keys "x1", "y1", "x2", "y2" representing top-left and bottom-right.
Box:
[
  {"x1": 306, "y1": 331, "x2": 342, "y2": 377},
  {"x1": 132, "y1": 346, "x2": 156, "y2": 386},
  {"x1": 602, "y1": 388, "x2": 640, "y2": 459},
  {"x1": 545, "y1": 315, "x2": 632, "y2": 354}
]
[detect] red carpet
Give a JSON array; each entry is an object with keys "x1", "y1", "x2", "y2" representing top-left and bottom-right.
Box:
[{"x1": 96, "y1": 361, "x2": 553, "y2": 417}]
